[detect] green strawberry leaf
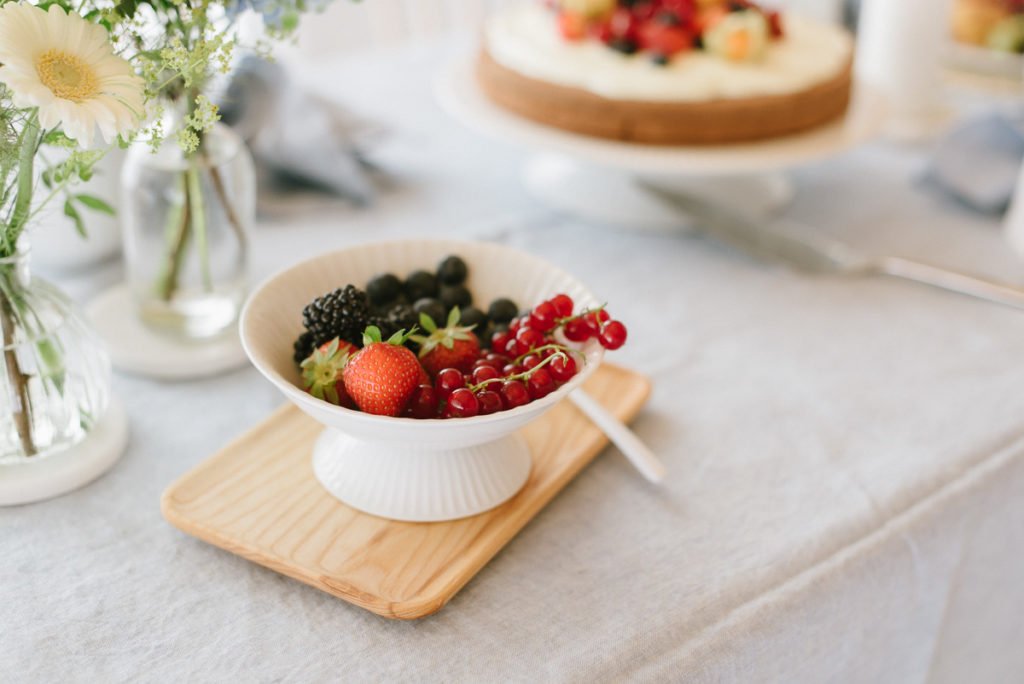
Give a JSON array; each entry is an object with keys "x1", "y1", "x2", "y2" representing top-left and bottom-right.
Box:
[
  {"x1": 442, "y1": 337, "x2": 454, "y2": 350},
  {"x1": 447, "y1": 306, "x2": 460, "y2": 328},
  {"x1": 363, "y1": 325, "x2": 382, "y2": 346},
  {"x1": 419, "y1": 312, "x2": 438, "y2": 333}
]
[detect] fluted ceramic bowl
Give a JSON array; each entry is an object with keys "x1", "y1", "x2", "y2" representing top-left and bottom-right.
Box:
[{"x1": 241, "y1": 239, "x2": 604, "y2": 522}]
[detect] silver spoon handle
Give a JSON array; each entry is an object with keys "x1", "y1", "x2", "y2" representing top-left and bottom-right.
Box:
[
  {"x1": 879, "y1": 257, "x2": 1024, "y2": 311},
  {"x1": 569, "y1": 389, "x2": 666, "y2": 484}
]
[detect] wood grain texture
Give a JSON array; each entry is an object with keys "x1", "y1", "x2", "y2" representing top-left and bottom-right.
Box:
[{"x1": 162, "y1": 363, "x2": 651, "y2": 620}]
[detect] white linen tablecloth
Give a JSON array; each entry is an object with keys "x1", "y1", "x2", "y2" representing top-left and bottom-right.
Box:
[{"x1": 4, "y1": 42, "x2": 1024, "y2": 683}]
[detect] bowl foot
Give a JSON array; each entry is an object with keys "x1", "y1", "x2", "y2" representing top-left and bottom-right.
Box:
[{"x1": 312, "y1": 429, "x2": 532, "y2": 522}]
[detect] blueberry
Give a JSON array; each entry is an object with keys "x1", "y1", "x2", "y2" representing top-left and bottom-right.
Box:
[
  {"x1": 487, "y1": 298, "x2": 519, "y2": 324},
  {"x1": 609, "y1": 38, "x2": 638, "y2": 55},
  {"x1": 366, "y1": 273, "x2": 402, "y2": 307},
  {"x1": 651, "y1": 53, "x2": 670, "y2": 66},
  {"x1": 440, "y1": 284, "x2": 472, "y2": 311},
  {"x1": 459, "y1": 305, "x2": 487, "y2": 330},
  {"x1": 437, "y1": 255, "x2": 468, "y2": 286},
  {"x1": 413, "y1": 298, "x2": 447, "y2": 328},
  {"x1": 404, "y1": 270, "x2": 438, "y2": 302}
]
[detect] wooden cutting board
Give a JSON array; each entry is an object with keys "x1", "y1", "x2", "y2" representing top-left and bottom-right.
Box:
[{"x1": 162, "y1": 363, "x2": 652, "y2": 620}]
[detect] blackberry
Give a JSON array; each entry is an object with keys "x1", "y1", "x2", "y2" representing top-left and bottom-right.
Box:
[
  {"x1": 367, "y1": 273, "x2": 402, "y2": 307},
  {"x1": 371, "y1": 303, "x2": 418, "y2": 339},
  {"x1": 437, "y1": 255, "x2": 468, "y2": 285},
  {"x1": 293, "y1": 330, "x2": 316, "y2": 364},
  {"x1": 302, "y1": 285, "x2": 370, "y2": 348}
]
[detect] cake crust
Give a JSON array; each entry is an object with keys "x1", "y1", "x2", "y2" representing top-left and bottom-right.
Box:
[{"x1": 477, "y1": 48, "x2": 854, "y2": 145}]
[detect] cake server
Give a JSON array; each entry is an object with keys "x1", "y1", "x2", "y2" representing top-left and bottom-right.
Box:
[{"x1": 641, "y1": 182, "x2": 1024, "y2": 310}]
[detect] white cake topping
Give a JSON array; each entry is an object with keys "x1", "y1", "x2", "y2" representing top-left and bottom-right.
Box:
[{"x1": 484, "y1": 3, "x2": 853, "y2": 102}]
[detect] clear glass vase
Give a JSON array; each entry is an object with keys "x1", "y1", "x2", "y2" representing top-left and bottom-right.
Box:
[
  {"x1": 120, "y1": 122, "x2": 254, "y2": 339},
  {"x1": 0, "y1": 247, "x2": 111, "y2": 464}
]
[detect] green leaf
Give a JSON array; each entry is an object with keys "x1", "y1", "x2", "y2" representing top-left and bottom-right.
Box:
[
  {"x1": 419, "y1": 312, "x2": 437, "y2": 333},
  {"x1": 63, "y1": 200, "x2": 86, "y2": 238},
  {"x1": 447, "y1": 306, "x2": 460, "y2": 328},
  {"x1": 75, "y1": 194, "x2": 115, "y2": 216},
  {"x1": 362, "y1": 325, "x2": 382, "y2": 346},
  {"x1": 386, "y1": 329, "x2": 406, "y2": 345}
]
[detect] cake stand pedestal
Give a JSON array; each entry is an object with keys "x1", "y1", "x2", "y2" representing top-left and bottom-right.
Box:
[
  {"x1": 523, "y1": 153, "x2": 794, "y2": 231},
  {"x1": 435, "y1": 59, "x2": 885, "y2": 229}
]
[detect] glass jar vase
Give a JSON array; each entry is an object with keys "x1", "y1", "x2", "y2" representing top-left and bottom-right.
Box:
[
  {"x1": 120, "y1": 122, "x2": 255, "y2": 339},
  {"x1": 0, "y1": 247, "x2": 111, "y2": 464}
]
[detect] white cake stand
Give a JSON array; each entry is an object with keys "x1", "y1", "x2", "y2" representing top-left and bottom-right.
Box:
[{"x1": 435, "y1": 60, "x2": 886, "y2": 231}]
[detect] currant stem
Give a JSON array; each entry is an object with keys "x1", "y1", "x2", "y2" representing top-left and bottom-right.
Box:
[
  {"x1": 553, "y1": 303, "x2": 608, "y2": 328},
  {"x1": 468, "y1": 349, "x2": 571, "y2": 394},
  {"x1": 512, "y1": 343, "x2": 572, "y2": 365}
]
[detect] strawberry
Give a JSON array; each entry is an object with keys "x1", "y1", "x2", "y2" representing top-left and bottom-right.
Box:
[
  {"x1": 300, "y1": 338, "x2": 358, "y2": 409},
  {"x1": 342, "y1": 326, "x2": 423, "y2": 416},
  {"x1": 410, "y1": 307, "x2": 481, "y2": 377}
]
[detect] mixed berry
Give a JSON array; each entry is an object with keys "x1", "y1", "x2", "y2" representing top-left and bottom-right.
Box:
[
  {"x1": 550, "y1": 0, "x2": 784, "y2": 64},
  {"x1": 293, "y1": 255, "x2": 628, "y2": 419}
]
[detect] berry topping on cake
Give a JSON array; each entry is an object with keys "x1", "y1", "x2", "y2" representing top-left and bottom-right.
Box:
[{"x1": 550, "y1": 0, "x2": 782, "y2": 64}]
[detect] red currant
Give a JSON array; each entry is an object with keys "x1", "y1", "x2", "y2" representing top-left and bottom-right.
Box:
[
  {"x1": 549, "y1": 354, "x2": 577, "y2": 383},
  {"x1": 599, "y1": 320, "x2": 627, "y2": 350},
  {"x1": 529, "y1": 301, "x2": 557, "y2": 332},
  {"x1": 502, "y1": 363, "x2": 525, "y2": 376},
  {"x1": 471, "y1": 365, "x2": 500, "y2": 385},
  {"x1": 407, "y1": 385, "x2": 439, "y2": 419},
  {"x1": 501, "y1": 337, "x2": 520, "y2": 357},
  {"x1": 585, "y1": 310, "x2": 610, "y2": 333},
  {"x1": 522, "y1": 354, "x2": 542, "y2": 371},
  {"x1": 500, "y1": 380, "x2": 531, "y2": 409},
  {"x1": 448, "y1": 388, "x2": 480, "y2": 418},
  {"x1": 477, "y1": 390, "x2": 503, "y2": 415},
  {"x1": 515, "y1": 327, "x2": 544, "y2": 355},
  {"x1": 563, "y1": 318, "x2": 593, "y2": 342},
  {"x1": 435, "y1": 368, "x2": 465, "y2": 400},
  {"x1": 491, "y1": 330, "x2": 511, "y2": 351},
  {"x1": 527, "y1": 368, "x2": 556, "y2": 400},
  {"x1": 485, "y1": 353, "x2": 510, "y2": 365},
  {"x1": 550, "y1": 293, "x2": 574, "y2": 318}
]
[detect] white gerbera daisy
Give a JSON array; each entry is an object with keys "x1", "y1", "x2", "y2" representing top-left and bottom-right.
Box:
[{"x1": 0, "y1": 3, "x2": 144, "y2": 148}]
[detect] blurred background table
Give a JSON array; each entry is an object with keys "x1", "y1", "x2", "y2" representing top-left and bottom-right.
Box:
[{"x1": 4, "y1": 33, "x2": 1024, "y2": 683}]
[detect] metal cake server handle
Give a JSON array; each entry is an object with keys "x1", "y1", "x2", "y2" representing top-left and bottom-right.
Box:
[
  {"x1": 640, "y1": 182, "x2": 1024, "y2": 311},
  {"x1": 569, "y1": 390, "x2": 666, "y2": 484}
]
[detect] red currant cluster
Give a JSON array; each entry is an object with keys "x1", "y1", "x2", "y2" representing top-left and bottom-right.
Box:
[{"x1": 405, "y1": 293, "x2": 627, "y2": 419}]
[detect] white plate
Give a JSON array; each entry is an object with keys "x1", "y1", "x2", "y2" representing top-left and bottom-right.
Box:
[
  {"x1": 434, "y1": 58, "x2": 886, "y2": 177},
  {"x1": 946, "y1": 40, "x2": 1024, "y2": 82}
]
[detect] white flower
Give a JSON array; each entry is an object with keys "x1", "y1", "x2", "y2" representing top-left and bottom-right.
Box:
[{"x1": 0, "y1": 4, "x2": 144, "y2": 147}]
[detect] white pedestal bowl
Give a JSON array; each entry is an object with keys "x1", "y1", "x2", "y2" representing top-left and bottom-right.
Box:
[{"x1": 240, "y1": 239, "x2": 604, "y2": 522}]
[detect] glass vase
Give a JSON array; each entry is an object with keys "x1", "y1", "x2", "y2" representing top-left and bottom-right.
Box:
[
  {"x1": 0, "y1": 247, "x2": 111, "y2": 464},
  {"x1": 120, "y1": 122, "x2": 254, "y2": 339}
]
